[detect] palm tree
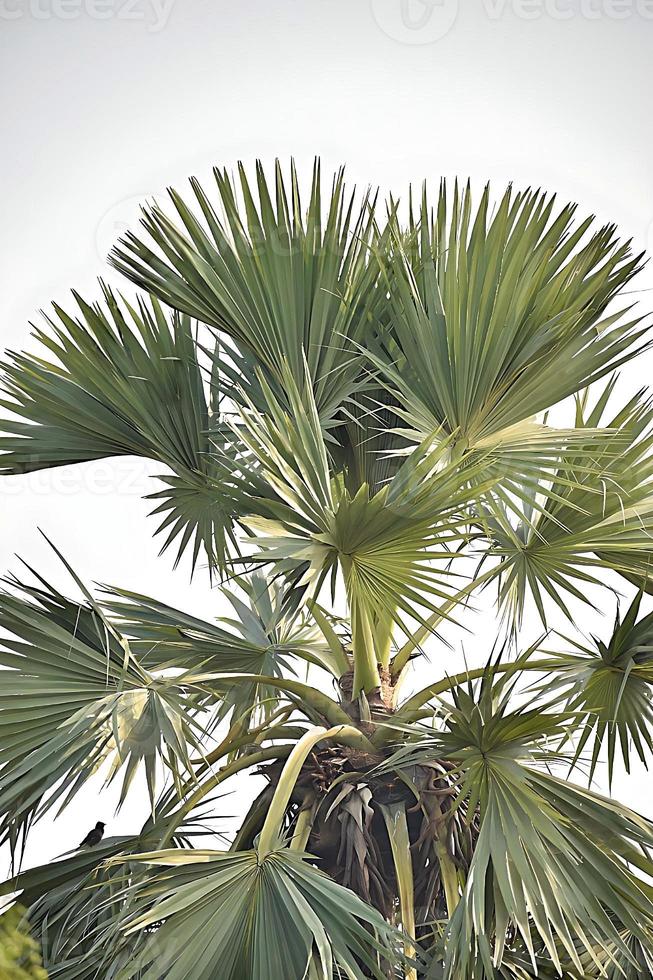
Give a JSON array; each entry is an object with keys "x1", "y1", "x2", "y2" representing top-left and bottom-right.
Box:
[{"x1": 1, "y1": 160, "x2": 653, "y2": 978}]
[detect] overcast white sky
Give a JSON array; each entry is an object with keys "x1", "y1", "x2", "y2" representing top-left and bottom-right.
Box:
[{"x1": 1, "y1": 0, "x2": 653, "y2": 876}]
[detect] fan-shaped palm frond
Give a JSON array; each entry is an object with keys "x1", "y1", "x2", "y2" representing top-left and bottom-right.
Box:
[
  {"x1": 0, "y1": 836, "x2": 146, "y2": 979},
  {"x1": 106, "y1": 846, "x2": 404, "y2": 980},
  {"x1": 0, "y1": 564, "x2": 213, "y2": 857},
  {"x1": 110, "y1": 160, "x2": 385, "y2": 425},
  {"x1": 105, "y1": 569, "x2": 341, "y2": 677},
  {"x1": 480, "y1": 389, "x2": 653, "y2": 627},
  {"x1": 0, "y1": 809, "x2": 219, "y2": 980},
  {"x1": 104, "y1": 569, "x2": 346, "y2": 740},
  {"x1": 388, "y1": 671, "x2": 653, "y2": 979},
  {"x1": 371, "y1": 183, "x2": 648, "y2": 448},
  {"x1": 541, "y1": 589, "x2": 653, "y2": 783},
  {"x1": 0, "y1": 285, "x2": 262, "y2": 572}
]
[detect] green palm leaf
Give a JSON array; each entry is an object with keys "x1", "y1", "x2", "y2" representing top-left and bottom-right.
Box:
[
  {"x1": 0, "y1": 566, "x2": 211, "y2": 855},
  {"x1": 372, "y1": 183, "x2": 648, "y2": 447},
  {"x1": 388, "y1": 672, "x2": 653, "y2": 978},
  {"x1": 0, "y1": 285, "x2": 257, "y2": 571},
  {"x1": 104, "y1": 570, "x2": 344, "y2": 733},
  {"x1": 104, "y1": 571, "x2": 330, "y2": 674},
  {"x1": 1, "y1": 837, "x2": 146, "y2": 979},
  {"x1": 541, "y1": 590, "x2": 653, "y2": 784},
  {"x1": 110, "y1": 159, "x2": 384, "y2": 426},
  {"x1": 110, "y1": 846, "x2": 403, "y2": 980},
  {"x1": 481, "y1": 390, "x2": 653, "y2": 627}
]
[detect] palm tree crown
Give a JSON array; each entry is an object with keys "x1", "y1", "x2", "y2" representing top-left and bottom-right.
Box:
[{"x1": 1, "y1": 160, "x2": 653, "y2": 978}]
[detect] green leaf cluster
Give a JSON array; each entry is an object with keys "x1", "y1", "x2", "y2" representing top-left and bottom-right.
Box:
[{"x1": 2, "y1": 160, "x2": 653, "y2": 978}]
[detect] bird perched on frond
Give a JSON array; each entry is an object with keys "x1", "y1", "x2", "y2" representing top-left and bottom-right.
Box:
[{"x1": 78, "y1": 821, "x2": 105, "y2": 848}]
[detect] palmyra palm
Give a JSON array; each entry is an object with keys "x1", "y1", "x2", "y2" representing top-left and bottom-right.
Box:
[{"x1": 2, "y1": 160, "x2": 653, "y2": 978}]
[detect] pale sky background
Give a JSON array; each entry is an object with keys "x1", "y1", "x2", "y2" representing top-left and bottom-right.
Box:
[{"x1": 1, "y1": 0, "x2": 653, "y2": 878}]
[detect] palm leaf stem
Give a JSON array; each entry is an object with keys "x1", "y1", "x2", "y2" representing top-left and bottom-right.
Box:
[
  {"x1": 258, "y1": 724, "x2": 363, "y2": 857},
  {"x1": 159, "y1": 744, "x2": 291, "y2": 849},
  {"x1": 389, "y1": 658, "x2": 551, "y2": 730}
]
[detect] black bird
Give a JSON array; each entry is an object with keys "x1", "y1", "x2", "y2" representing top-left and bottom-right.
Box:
[{"x1": 78, "y1": 821, "x2": 106, "y2": 848}]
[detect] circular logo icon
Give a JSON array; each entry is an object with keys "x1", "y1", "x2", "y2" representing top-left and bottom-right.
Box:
[
  {"x1": 95, "y1": 192, "x2": 154, "y2": 264},
  {"x1": 370, "y1": 0, "x2": 460, "y2": 44}
]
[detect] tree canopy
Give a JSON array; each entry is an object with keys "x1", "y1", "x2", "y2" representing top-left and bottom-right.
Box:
[{"x1": 1, "y1": 161, "x2": 653, "y2": 978}]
